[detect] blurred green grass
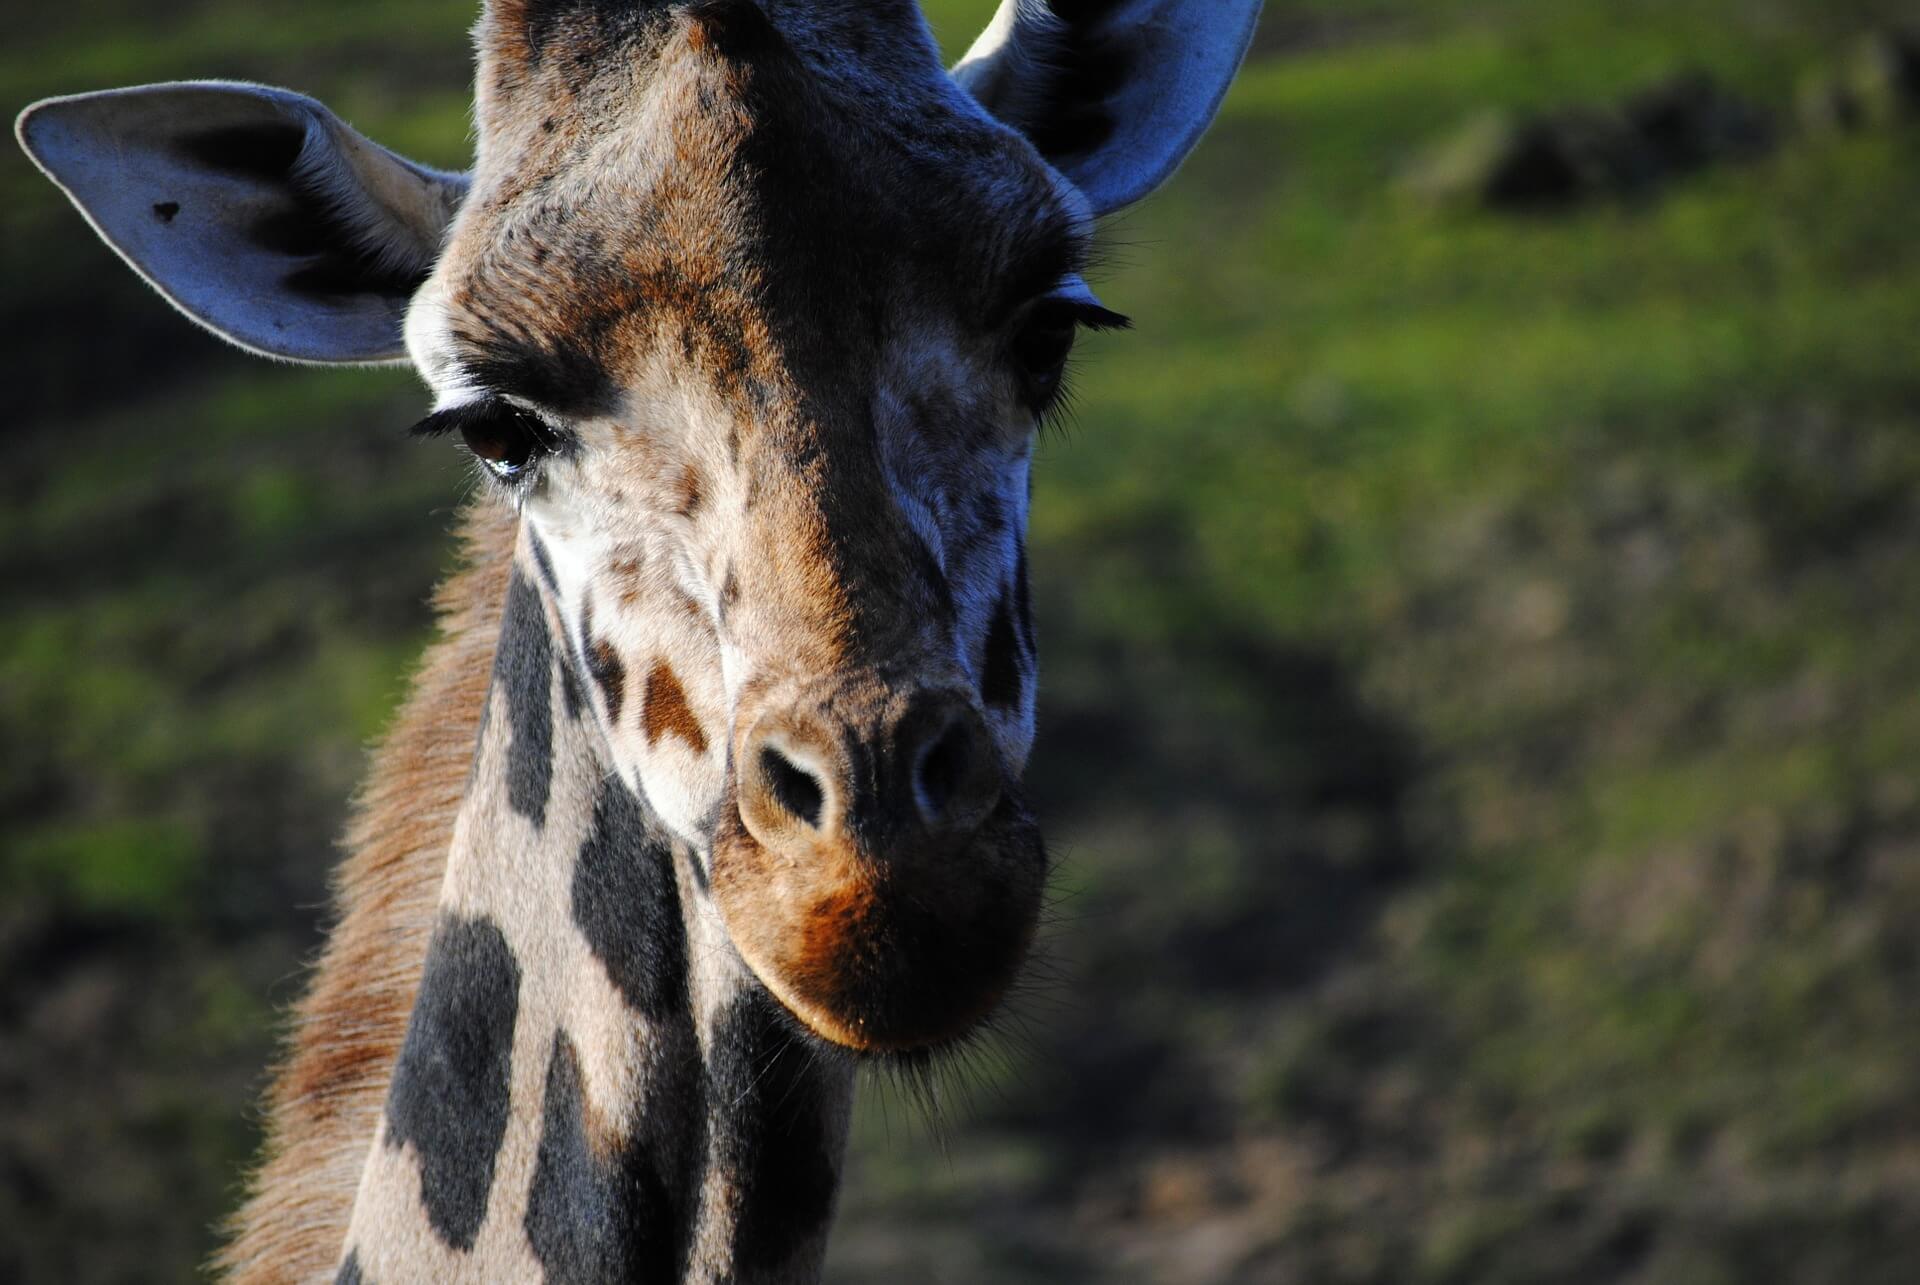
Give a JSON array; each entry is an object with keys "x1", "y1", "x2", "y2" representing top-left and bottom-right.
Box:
[{"x1": 6, "y1": 0, "x2": 1920, "y2": 1281}]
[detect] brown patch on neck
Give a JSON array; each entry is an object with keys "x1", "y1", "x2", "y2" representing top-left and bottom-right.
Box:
[
  {"x1": 642, "y1": 659, "x2": 709, "y2": 755},
  {"x1": 217, "y1": 500, "x2": 520, "y2": 1283},
  {"x1": 587, "y1": 637, "x2": 628, "y2": 724},
  {"x1": 672, "y1": 587, "x2": 706, "y2": 623},
  {"x1": 672, "y1": 461, "x2": 705, "y2": 519}
]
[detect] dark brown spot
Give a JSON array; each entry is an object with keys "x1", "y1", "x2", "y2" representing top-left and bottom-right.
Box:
[
  {"x1": 981, "y1": 592, "x2": 1023, "y2": 710},
  {"x1": 499, "y1": 571, "x2": 555, "y2": 825},
  {"x1": 1013, "y1": 540, "x2": 1036, "y2": 653},
  {"x1": 909, "y1": 536, "x2": 956, "y2": 621},
  {"x1": 559, "y1": 654, "x2": 586, "y2": 721},
  {"x1": 384, "y1": 914, "x2": 521, "y2": 1251},
  {"x1": 152, "y1": 201, "x2": 180, "y2": 223},
  {"x1": 587, "y1": 639, "x2": 626, "y2": 724},
  {"x1": 704, "y1": 991, "x2": 839, "y2": 1275},
  {"x1": 573, "y1": 781, "x2": 687, "y2": 1019},
  {"x1": 672, "y1": 462, "x2": 705, "y2": 518},
  {"x1": 643, "y1": 660, "x2": 708, "y2": 754},
  {"x1": 525, "y1": 1029, "x2": 694, "y2": 1283},
  {"x1": 970, "y1": 489, "x2": 1004, "y2": 540},
  {"x1": 611, "y1": 555, "x2": 648, "y2": 607},
  {"x1": 529, "y1": 530, "x2": 562, "y2": 596}
]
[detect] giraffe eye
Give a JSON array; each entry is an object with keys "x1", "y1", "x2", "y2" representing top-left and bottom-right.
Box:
[
  {"x1": 409, "y1": 397, "x2": 557, "y2": 483},
  {"x1": 1010, "y1": 293, "x2": 1132, "y2": 418},
  {"x1": 461, "y1": 404, "x2": 544, "y2": 479},
  {"x1": 1012, "y1": 301, "x2": 1079, "y2": 412}
]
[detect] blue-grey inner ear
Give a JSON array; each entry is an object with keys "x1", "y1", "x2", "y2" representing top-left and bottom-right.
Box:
[
  {"x1": 15, "y1": 81, "x2": 466, "y2": 366},
  {"x1": 952, "y1": 0, "x2": 1263, "y2": 216}
]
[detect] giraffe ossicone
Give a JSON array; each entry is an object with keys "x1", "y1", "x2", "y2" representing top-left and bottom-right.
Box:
[{"x1": 18, "y1": 1, "x2": 1261, "y2": 1278}]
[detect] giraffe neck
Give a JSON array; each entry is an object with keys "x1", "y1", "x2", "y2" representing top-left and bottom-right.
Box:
[{"x1": 339, "y1": 524, "x2": 853, "y2": 1284}]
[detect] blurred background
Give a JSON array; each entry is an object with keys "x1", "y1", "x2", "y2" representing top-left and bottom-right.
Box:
[{"x1": 5, "y1": 0, "x2": 1920, "y2": 1280}]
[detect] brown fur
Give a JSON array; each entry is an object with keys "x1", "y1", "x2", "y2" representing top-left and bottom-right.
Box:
[
  {"x1": 217, "y1": 499, "x2": 520, "y2": 1283},
  {"x1": 673, "y1": 462, "x2": 707, "y2": 519},
  {"x1": 712, "y1": 777, "x2": 1045, "y2": 1054},
  {"x1": 643, "y1": 659, "x2": 710, "y2": 754},
  {"x1": 4, "y1": 0, "x2": 1251, "y2": 1272},
  {"x1": 220, "y1": 5, "x2": 1057, "y2": 1268}
]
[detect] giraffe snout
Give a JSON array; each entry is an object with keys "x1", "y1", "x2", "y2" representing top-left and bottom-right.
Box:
[
  {"x1": 737, "y1": 691, "x2": 1002, "y2": 855},
  {"x1": 712, "y1": 675, "x2": 1044, "y2": 1052}
]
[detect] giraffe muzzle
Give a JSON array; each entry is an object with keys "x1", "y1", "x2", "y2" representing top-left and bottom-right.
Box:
[
  {"x1": 710, "y1": 676, "x2": 1046, "y2": 1052},
  {"x1": 738, "y1": 691, "x2": 1002, "y2": 849}
]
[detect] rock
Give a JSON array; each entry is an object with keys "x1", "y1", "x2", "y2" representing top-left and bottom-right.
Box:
[
  {"x1": 1798, "y1": 31, "x2": 1920, "y2": 133},
  {"x1": 1623, "y1": 71, "x2": 1775, "y2": 176},
  {"x1": 1404, "y1": 72, "x2": 1775, "y2": 213},
  {"x1": 1401, "y1": 110, "x2": 1624, "y2": 211}
]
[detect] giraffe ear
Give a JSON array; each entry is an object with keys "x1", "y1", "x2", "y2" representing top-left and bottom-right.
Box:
[
  {"x1": 15, "y1": 81, "x2": 468, "y2": 365},
  {"x1": 952, "y1": 0, "x2": 1262, "y2": 216}
]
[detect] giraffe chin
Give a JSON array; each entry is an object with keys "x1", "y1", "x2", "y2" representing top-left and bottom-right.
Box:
[{"x1": 708, "y1": 794, "x2": 1047, "y2": 1054}]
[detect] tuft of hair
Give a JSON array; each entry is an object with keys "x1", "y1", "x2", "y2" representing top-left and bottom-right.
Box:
[
  {"x1": 857, "y1": 832, "x2": 1065, "y2": 1153},
  {"x1": 282, "y1": 115, "x2": 450, "y2": 296},
  {"x1": 958, "y1": 0, "x2": 1069, "y2": 135},
  {"x1": 215, "y1": 498, "x2": 519, "y2": 1282}
]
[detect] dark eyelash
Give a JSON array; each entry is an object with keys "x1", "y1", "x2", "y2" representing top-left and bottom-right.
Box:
[
  {"x1": 408, "y1": 396, "x2": 569, "y2": 491},
  {"x1": 1038, "y1": 374, "x2": 1082, "y2": 438},
  {"x1": 406, "y1": 398, "x2": 543, "y2": 441},
  {"x1": 1034, "y1": 344, "x2": 1093, "y2": 437},
  {"x1": 1070, "y1": 303, "x2": 1132, "y2": 332},
  {"x1": 1031, "y1": 302, "x2": 1130, "y2": 435},
  {"x1": 410, "y1": 308, "x2": 1127, "y2": 452},
  {"x1": 409, "y1": 397, "x2": 570, "y2": 456}
]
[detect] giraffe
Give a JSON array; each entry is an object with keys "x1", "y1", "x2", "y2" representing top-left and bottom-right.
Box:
[{"x1": 17, "y1": 1, "x2": 1260, "y2": 1279}]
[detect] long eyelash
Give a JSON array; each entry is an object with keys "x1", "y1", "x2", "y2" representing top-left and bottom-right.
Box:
[
  {"x1": 408, "y1": 397, "x2": 569, "y2": 456},
  {"x1": 1073, "y1": 303, "x2": 1132, "y2": 332},
  {"x1": 408, "y1": 403, "x2": 463, "y2": 437},
  {"x1": 1035, "y1": 306, "x2": 1128, "y2": 438},
  {"x1": 408, "y1": 399, "x2": 503, "y2": 439},
  {"x1": 1038, "y1": 361, "x2": 1085, "y2": 439},
  {"x1": 407, "y1": 397, "x2": 572, "y2": 508}
]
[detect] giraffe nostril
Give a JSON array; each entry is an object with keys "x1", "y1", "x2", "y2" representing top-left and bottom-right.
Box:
[
  {"x1": 915, "y1": 719, "x2": 972, "y2": 823},
  {"x1": 760, "y1": 746, "x2": 824, "y2": 829}
]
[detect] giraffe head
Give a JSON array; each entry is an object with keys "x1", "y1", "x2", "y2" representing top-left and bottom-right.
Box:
[{"x1": 19, "y1": 0, "x2": 1260, "y2": 1054}]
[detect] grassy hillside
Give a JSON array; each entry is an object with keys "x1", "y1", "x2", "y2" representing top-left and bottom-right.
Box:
[{"x1": 5, "y1": 1, "x2": 1920, "y2": 1281}]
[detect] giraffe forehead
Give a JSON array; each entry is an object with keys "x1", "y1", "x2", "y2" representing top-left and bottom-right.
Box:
[{"x1": 435, "y1": 0, "x2": 1077, "y2": 423}]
